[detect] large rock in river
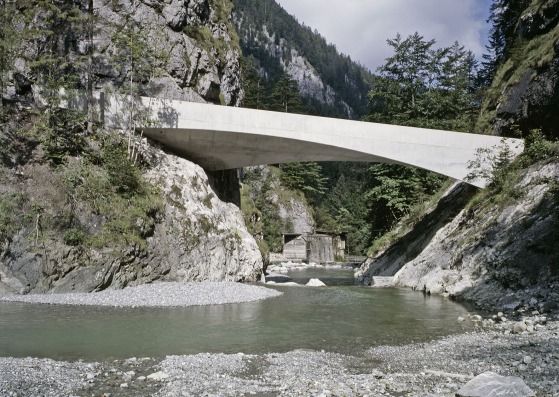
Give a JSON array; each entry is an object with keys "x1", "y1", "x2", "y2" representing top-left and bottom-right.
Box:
[{"x1": 456, "y1": 372, "x2": 535, "y2": 397}]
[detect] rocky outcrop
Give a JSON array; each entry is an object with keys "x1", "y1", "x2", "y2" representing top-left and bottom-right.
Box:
[
  {"x1": 0, "y1": 0, "x2": 264, "y2": 294},
  {"x1": 237, "y1": 24, "x2": 352, "y2": 117},
  {"x1": 457, "y1": 372, "x2": 535, "y2": 397},
  {"x1": 144, "y1": 146, "x2": 262, "y2": 283},
  {"x1": 99, "y1": 0, "x2": 242, "y2": 105},
  {"x1": 0, "y1": 145, "x2": 263, "y2": 295},
  {"x1": 4, "y1": 0, "x2": 243, "y2": 107},
  {"x1": 481, "y1": 0, "x2": 559, "y2": 138},
  {"x1": 232, "y1": 0, "x2": 371, "y2": 119},
  {"x1": 357, "y1": 161, "x2": 559, "y2": 311},
  {"x1": 277, "y1": 195, "x2": 314, "y2": 234},
  {"x1": 356, "y1": 182, "x2": 477, "y2": 283}
]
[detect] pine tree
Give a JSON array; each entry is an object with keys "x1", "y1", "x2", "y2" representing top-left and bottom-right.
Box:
[
  {"x1": 269, "y1": 74, "x2": 305, "y2": 114},
  {"x1": 109, "y1": 14, "x2": 170, "y2": 162},
  {"x1": 481, "y1": 0, "x2": 529, "y2": 83},
  {"x1": 279, "y1": 162, "x2": 328, "y2": 204},
  {"x1": 12, "y1": 0, "x2": 91, "y2": 164},
  {"x1": 241, "y1": 55, "x2": 268, "y2": 110}
]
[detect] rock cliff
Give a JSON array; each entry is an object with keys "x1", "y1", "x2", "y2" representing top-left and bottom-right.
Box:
[
  {"x1": 477, "y1": 0, "x2": 559, "y2": 138},
  {"x1": 0, "y1": 0, "x2": 263, "y2": 294},
  {"x1": 357, "y1": 160, "x2": 559, "y2": 311},
  {"x1": 232, "y1": 0, "x2": 371, "y2": 119}
]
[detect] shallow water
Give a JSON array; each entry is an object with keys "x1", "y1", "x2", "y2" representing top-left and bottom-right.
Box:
[{"x1": 0, "y1": 268, "x2": 475, "y2": 361}]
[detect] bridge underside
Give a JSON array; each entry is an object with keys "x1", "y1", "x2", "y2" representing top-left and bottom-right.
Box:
[
  {"x1": 98, "y1": 94, "x2": 524, "y2": 188},
  {"x1": 142, "y1": 128, "x2": 397, "y2": 171}
]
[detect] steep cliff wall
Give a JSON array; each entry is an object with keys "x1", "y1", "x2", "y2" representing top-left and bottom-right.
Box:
[
  {"x1": 0, "y1": 0, "x2": 263, "y2": 294},
  {"x1": 477, "y1": 0, "x2": 559, "y2": 137},
  {"x1": 357, "y1": 0, "x2": 559, "y2": 312}
]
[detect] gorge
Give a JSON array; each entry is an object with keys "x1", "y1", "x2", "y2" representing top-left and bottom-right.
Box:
[{"x1": 1, "y1": 0, "x2": 559, "y2": 395}]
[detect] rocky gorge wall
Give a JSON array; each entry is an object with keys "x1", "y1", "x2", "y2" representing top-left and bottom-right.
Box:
[
  {"x1": 477, "y1": 0, "x2": 559, "y2": 138},
  {"x1": 357, "y1": 160, "x2": 559, "y2": 312},
  {"x1": 0, "y1": 0, "x2": 264, "y2": 294}
]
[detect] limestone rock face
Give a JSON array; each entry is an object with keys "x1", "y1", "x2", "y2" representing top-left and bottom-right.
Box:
[
  {"x1": 4, "y1": 0, "x2": 242, "y2": 107},
  {"x1": 356, "y1": 162, "x2": 559, "y2": 310},
  {"x1": 93, "y1": 0, "x2": 242, "y2": 106},
  {"x1": 144, "y1": 148, "x2": 263, "y2": 283},
  {"x1": 0, "y1": 0, "x2": 262, "y2": 294},
  {"x1": 233, "y1": 18, "x2": 356, "y2": 118},
  {"x1": 0, "y1": 147, "x2": 263, "y2": 294},
  {"x1": 277, "y1": 196, "x2": 314, "y2": 235}
]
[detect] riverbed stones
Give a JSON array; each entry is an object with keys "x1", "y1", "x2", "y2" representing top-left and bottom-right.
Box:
[
  {"x1": 2, "y1": 314, "x2": 559, "y2": 396},
  {"x1": 456, "y1": 372, "x2": 535, "y2": 397},
  {"x1": 147, "y1": 371, "x2": 169, "y2": 381},
  {"x1": 513, "y1": 321, "x2": 528, "y2": 334}
]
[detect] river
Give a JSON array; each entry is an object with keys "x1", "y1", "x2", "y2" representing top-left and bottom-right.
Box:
[{"x1": 0, "y1": 267, "x2": 475, "y2": 361}]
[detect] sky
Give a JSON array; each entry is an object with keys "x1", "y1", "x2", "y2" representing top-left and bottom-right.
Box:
[{"x1": 274, "y1": 0, "x2": 493, "y2": 72}]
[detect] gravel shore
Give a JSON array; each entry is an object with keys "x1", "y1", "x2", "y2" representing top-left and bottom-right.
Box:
[
  {"x1": 0, "y1": 281, "x2": 282, "y2": 307},
  {"x1": 1, "y1": 282, "x2": 558, "y2": 396}
]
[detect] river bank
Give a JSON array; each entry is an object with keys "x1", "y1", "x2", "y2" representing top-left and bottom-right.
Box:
[
  {"x1": 1, "y1": 311, "x2": 558, "y2": 396},
  {"x1": 1, "y1": 281, "x2": 558, "y2": 396}
]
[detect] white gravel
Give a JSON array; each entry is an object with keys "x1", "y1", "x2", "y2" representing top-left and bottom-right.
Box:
[{"x1": 0, "y1": 282, "x2": 282, "y2": 307}]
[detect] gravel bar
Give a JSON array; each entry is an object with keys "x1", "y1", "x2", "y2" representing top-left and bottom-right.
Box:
[{"x1": 0, "y1": 282, "x2": 282, "y2": 307}]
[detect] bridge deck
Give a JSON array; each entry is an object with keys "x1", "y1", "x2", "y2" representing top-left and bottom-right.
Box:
[{"x1": 95, "y1": 93, "x2": 524, "y2": 188}]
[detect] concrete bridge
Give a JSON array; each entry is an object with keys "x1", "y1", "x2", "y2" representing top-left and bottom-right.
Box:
[{"x1": 93, "y1": 93, "x2": 524, "y2": 188}]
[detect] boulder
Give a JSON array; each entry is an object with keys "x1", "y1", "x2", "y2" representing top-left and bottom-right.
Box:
[
  {"x1": 513, "y1": 321, "x2": 528, "y2": 334},
  {"x1": 456, "y1": 372, "x2": 535, "y2": 397},
  {"x1": 306, "y1": 278, "x2": 326, "y2": 287}
]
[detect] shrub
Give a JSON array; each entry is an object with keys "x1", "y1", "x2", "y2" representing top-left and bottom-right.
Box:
[{"x1": 63, "y1": 228, "x2": 87, "y2": 246}]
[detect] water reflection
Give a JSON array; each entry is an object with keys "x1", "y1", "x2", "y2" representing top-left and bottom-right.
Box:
[{"x1": 0, "y1": 268, "x2": 475, "y2": 360}]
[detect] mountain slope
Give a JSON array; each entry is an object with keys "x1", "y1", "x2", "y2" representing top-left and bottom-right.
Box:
[
  {"x1": 477, "y1": 0, "x2": 559, "y2": 137},
  {"x1": 232, "y1": 0, "x2": 372, "y2": 119}
]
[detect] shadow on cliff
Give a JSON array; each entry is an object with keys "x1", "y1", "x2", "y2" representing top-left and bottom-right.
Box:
[
  {"x1": 457, "y1": 182, "x2": 559, "y2": 308},
  {"x1": 361, "y1": 182, "x2": 478, "y2": 279}
]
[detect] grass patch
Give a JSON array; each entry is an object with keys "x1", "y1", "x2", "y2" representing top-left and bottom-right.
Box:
[
  {"x1": 59, "y1": 135, "x2": 164, "y2": 251},
  {"x1": 467, "y1": 132, "x2": 559, "y2": 215}
]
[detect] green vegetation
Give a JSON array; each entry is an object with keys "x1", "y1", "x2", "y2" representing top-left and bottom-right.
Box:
[
  {"x1": 186, "y1": 0, "x2": 240, "y2": 68},
  {"x1": 477, "y1": 0, "x2": 559, "y2": 135},
  {"x1": 366, "y1": 179, "x2": 455, "y2": 257},
  {"x1": 242, "y1": 167, "x2": 295, "y2": 253},
  {"x1": 242, "y1": 60, "x2": 307, "y2": 114},
  {"x1": 466, "y1": 130, "x2": 559, "y2": 215},
  {"x1": 0, "y1": 1, "x2": 166, "y2": 252},
  {"x1": 279, "y1": 162, "x2": 327, "y2": 204},
  {"x1": 361, "y1": 32, "x2": 480, "y2": 246},
  {"x1": 63, "y1": 139, "x2": 163, "y2": 250},
  {"x1": 366, "y1": 33, "x2": 479, "y2": 132}
]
